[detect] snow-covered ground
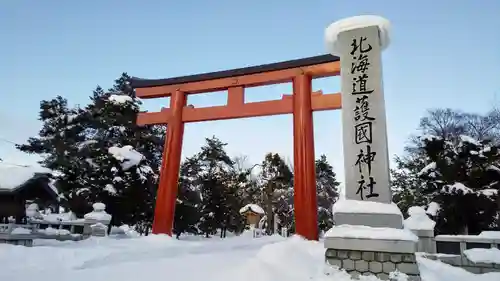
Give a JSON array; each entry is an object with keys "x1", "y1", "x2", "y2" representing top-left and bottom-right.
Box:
[{"x1": 1, "y1": 233, "x2": 499, "y2": 281}]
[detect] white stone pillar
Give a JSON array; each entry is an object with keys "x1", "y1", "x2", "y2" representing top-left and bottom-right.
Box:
[
  {"x1": 404, "y1": 206, "x2": 437, "y2": 253},
  {"x1": 325, "y1": 15, "x2": 392, "y2": 203},
  {"x1": 323, "y1": 18, "x2": 420, "y2": 281}
]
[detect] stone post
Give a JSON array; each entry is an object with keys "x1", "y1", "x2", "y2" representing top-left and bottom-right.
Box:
[
  {"x1": 326, "y1": 15, "x2": 402, "y2": 230},
  {"x1": 90, "y1": 223, "x2": 108, "y2": 237},
  {"x1": 327, "y1": 16, "x2": 391, "y2": 203},
  {"x1": 83, "y1": 203, "x2": 112, "y2": 237},
  {"x1": 323, "y1": 16, "x2": 421, "y2": 281},
  {"x1": 404, "y1": 207, "x2": 436, "y2": 254}
]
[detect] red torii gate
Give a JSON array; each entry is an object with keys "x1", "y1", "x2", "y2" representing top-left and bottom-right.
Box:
[{"x1": 130, "y1": 54, "x2": 341, "y2": 241}]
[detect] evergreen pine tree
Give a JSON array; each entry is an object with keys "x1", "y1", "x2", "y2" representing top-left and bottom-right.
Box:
[
  {"x1": 391, "y1": 155, "x2": 430, "y2": 217},
  {"x1": 18, "y1": 73, "x2": 164, "y2": 233},
  {"x1": 174, "y1": 155, "x2": 203, "y2": 238},
  {"x1": 392, "y1": 108, "x2": 500, "y2": 223},
  {"x1": 417, "y1": 135, "x2": 500, "y2": 234},
  {"x1": 258, "y1": 153, "x2": 294, "y2": 235},
  {"x1": 197, "y1": 136, "x2": 235, "y2": 237},
  {"x1": 17, "y1": 96, "x2": 91, "y2": 216},
  {"x1": 315, "y1": 154, "x2": 340, "y2": 233},
  {"x1": 221, "y1": 166, "x2": 249, "y2": 235},
  {"x1": 81, "y1": 73, "x2": 163, "y2": 229}
]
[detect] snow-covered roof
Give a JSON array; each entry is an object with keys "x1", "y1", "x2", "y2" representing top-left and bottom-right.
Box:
[
  {"x1": 0, "y1": 163, "x2": 53, "y2": 192},
  {"x1": 239, "y1": 204, "x2": 265, "y2": 215}
]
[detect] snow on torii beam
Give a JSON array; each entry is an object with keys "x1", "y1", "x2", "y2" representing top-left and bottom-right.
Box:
[{"x1": 130, "y1": 54, "x2": 342, "y2": 241}]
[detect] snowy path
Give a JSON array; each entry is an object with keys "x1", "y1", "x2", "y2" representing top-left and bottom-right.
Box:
[
  {"x1": 1, "y1": 233, "x2": 500, "y2": 281},
  {"x1": 0, "y1": 234, "x2": 284, "y2": 281}
]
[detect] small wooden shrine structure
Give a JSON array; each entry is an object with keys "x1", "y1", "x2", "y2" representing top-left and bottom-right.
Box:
[
  {"x1": 0, "y1": 169, "x2": 58, "y2": 223},
  {"x1": 239, "y1": 204, "x2": 265, "y2": 227}
]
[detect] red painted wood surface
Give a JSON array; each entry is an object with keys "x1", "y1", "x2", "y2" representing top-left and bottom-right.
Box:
[
  {"x1": 136, "y1": 60, "x2": 341, "y2": 241},
  {"x1": 152, "y1": 90, "x2": 186, "y2": 235}
]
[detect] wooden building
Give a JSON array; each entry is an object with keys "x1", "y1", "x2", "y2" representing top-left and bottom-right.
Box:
[{"x1": 0, "y1": 165, "x2": 59, "y2": 223}]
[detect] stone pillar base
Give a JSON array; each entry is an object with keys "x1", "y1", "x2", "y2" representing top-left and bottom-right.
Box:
[
  {"x1": 333, "y1": 211, "x2": 403, "y2": 229},
  {"x1": 325, "y1": 200, "x2": 419, "y2": 279},
  {"x1": 325, "y1": 247, "x2": 420, "y2": 280}
]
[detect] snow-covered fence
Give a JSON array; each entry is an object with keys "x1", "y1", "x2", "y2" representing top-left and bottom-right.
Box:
[
  {"x1": 404, "y1": 206, "x2": 500, "y2": 273},
  {"x1": 0, "y1": 202, "x2": 112, "y2": 246},
  {"x1": 404, "y1": 206, "x2": 500, "y2": 255},
  {"x1": 422, "y1": 243, "x2": 500, "y2": 274},
  {"x1": 0, "y1": 223, "x2": 37, "y2": 246},
  {"x1": 0, "y1": 221, "x2": 84, "y2": 245},
  {"x1": 434, "y1": 234, "x2": 500, "y2": 255},
  {"x1": 0, "y1": 223, "x2": 37, "y2": 234},
  {"x1": 29, "y1": 202, "x2": 112, "y2": 239},
  {"x1": 427, "y1": 233, "x2": 500, "y2": 273},
  {"x1": 32, "y1": 219, "x2": 85, "y2": 236}
]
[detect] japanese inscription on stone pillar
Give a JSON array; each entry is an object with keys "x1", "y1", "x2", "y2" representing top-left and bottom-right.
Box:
[{"x1": 339, "y1": 25, "x2": 391, "y2": 203}]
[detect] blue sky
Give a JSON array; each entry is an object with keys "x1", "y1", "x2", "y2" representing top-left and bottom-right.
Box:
[{"x1": 1, "y1": 0, "x2": 499, "y2": 184}]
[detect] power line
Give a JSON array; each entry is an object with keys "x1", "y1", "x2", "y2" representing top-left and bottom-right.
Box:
[
  {"x1": 0, "y1": 137, "x2": 17, "y2": 145},
  {"x1": 0, "y1": 138, "x2": 36, "y2": 168},
  {"x1": 0, "y1": 159, "x2": 31, "y2": 168}
]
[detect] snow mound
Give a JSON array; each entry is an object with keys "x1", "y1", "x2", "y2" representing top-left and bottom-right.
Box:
[
  {"x1": 442, "y1": 182, "x2": 473, "y2": 194},
  {"x1": 464, "y1": 248, "x2": 500, "y2": 264},
  {"x1": 91, "y1": 222, "x2": 107, "y2": 229},
  {"x1": 479, "y1": 231, "x2": 500, "y2": 239},
  {"x1": 110, "y1": 225, "x2": 140, "y2": 238},
  {"x1": 108, "y1": 95, "x2": 133, "y2": 104},
  {"x1": 487, "y1": 165, "x2": 500, "y2": 173},
  {"x1": 421, "y1": 135, "x2": 442, "y2": 142},
  {"x1": 332, "y1": 199, "x2": 402, "y2": 216},
  {"x1": 480, "y1": 189, "x2": 498, "y2": 197},
  {"x1": 325, "y1": 15, "x2": 391, "y2": 56},
  {"x1": 42, "y1": 212, "x2": 77, "y2": 223},
  {"x1": 325, "y1": 224, "x2": 418, "y2": 242},
  {"x1": 11, "y1": 227, "x2": 32, "y2": 235},
  {"x1": 92, "y1": 203, "x2": 106, "y2": 212},
  {"x1": 84, "y1": 203, "x2": 111, "y2": 222},
  {"x1": 0, "y1": 232, "x2": 498, "y2": 281},
  {"x1": 104, "y1": 183, "x2": 117, "y2": 195},
  {"x1": 404, "y1": 206, "x2": 436, "y2": 231},
  {"x1": 418, "y1": 256, "x2": 500, "y2": 281},
  {"x1": 25, "y1": 203, "x2": 43, "y2": 219},
  {"x1": 84, "y1": 211, "x2": 111, "y2": 221},
  {"x1": 426, "y1": 202, "x2": 440, "y2": 216},
  {"x1": 108, "y1": 145, "x2": 144, "y2": 170},
  {"x1": 0, "y1": 164, "x2": 51, "y2": 190},
  {"x1": 417, "y1": 162, "x2": 436, "y2": 177},
  {"x1": 239, "y1": 204, "x2": 265, "y2": 215},
  {"x1": 459, "y1": 135, "x2": 480, "y2": 146},
  {"x1": 39, "y1": 227, "x2": 71, "y2": 236},
  {"x1": 225, "y1": 235, "x2": 353, "y2": 281}
]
